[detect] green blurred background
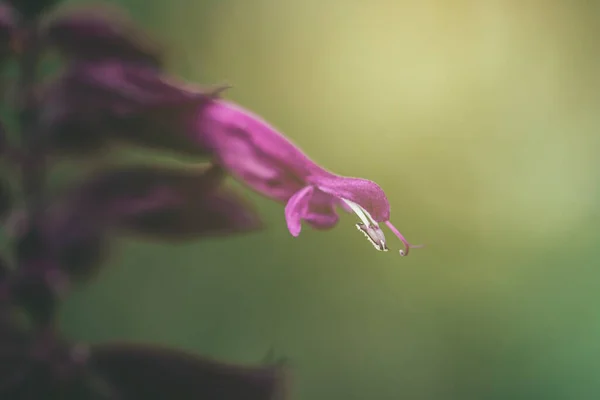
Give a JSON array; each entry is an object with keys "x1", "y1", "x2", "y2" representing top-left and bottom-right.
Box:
[{"x1": 58, "y1": 0, "x2": 600, "y2": 399}]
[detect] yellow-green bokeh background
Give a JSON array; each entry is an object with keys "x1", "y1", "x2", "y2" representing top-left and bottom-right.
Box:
[{"x1": 58, "y1": 1, "x2": 600, "y2": 399}]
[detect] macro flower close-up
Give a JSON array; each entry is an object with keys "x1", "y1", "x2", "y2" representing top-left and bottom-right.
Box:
[
  {"x1": 2, "y1": 1, "x2": 600, "y2": 400},
  {"x1": 196, "y1": 100, "x2": 422, "y2": 256}
]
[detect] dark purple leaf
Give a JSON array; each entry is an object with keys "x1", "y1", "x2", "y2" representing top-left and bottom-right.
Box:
[
  {"x1": 58, "y1": 163, "x2": 262, "y2": 241},
  {"x1": 91, "y1": 342, "x2": 288, "y2": 400},
  {"x1": 39, "y1": 61, "x2": 221, "y2": 155},
  {"x1": 42, "y1": 4, "x2": 163, "y2": 66}
]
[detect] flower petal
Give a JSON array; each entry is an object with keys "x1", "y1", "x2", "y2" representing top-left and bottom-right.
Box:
[
  {"x1": 310, "y1": 174, "x2": 390, "y2": 222},
  {"x1": 303, "y1": 189, "x2": 339, "y2": 230},
  {"x1": 284, "y1": 186, "x2": 314, "y2": 237},
  {"x1": 284, "y1": 186, "x2": 340, "y2": 235},
  {"x1": 196, "y1": 100, "x2": 324, "y2": 202}
]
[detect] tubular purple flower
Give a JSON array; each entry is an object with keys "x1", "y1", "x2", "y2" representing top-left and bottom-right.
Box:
[{"x1": 196, "y1": 100, "x2": 421, "y2": 256}]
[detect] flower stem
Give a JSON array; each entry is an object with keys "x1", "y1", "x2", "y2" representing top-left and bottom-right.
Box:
[{"x1": 15, "y1": 20, "x2": 44, "y2": 219}]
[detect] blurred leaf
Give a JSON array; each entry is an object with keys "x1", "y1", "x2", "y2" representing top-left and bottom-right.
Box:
[
  {"x1": 58, "y1": 163, "x2": 262, "y2": 241},
  {"x1": 261, "y1": 347, "x2": 289, "y2": 369},
  {"x1": 10, "y1": 267, "x2": 60, "y2": 326},
  {"x1": 0, "y1": 178, "x2": 11, "y2": 220},
  {"x1": 0, "y1": 2, "x2": 17, "y2": 63},
  {"x1": 0, "y1": 328, "x2": 91, "y2": 400},
  {"x1": 0, "y1": 254, "x2": 9, "y2": 282},
  {"x1": 5, "y1": 0, "x2": 54, "y2": 19},
  {"x1": 0, "y1": 326, "x2": 32, "y2": 399},
  {"x1": 42, "y1": 4, "x2": 163, "y2": 66},
  {"x1": 0, "y1": 122, "x2": 7, "y2": 156},
  {"x1": 14, "y1": 222, "x2": 47, "y2": 266},
  {"x1": 38, "y1": 60, "x2": 221, "y2": 155},
  {"x1": 11, "y1": 222, "x2": 69, "y2": 323},
  {"x1": 56, "y1": 229, "x2": 108, "y2": 282},
  {"x1": 91, "y1": 342, "x2": 288, "y2": 400},
  {"x1": 13, "y1": 212, "x2": 108, "y2": 283}
]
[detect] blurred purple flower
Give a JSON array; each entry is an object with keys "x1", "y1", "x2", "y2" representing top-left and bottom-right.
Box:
[
  {"x1": 196, "y1": 101, "x2": 421, "y2": 256},
  {"x1": 91, "y1": 342, "x2": 288, "y2": 400},
  {"x1": 55, "y1": 163, "x2": 262, "y2": 241},
  {"x1": 42, "y1": 4, "x2": 163, "y2": 65},
  {"x1": 39, "y1": 60, "x2": 217, "y2": 155}
]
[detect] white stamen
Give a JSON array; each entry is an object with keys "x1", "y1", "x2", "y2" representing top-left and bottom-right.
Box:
[
  {"x1": 343, "y1": 199, "x2": 389, "y2": 251},
  {"x1": 342, "y1": 199, "x2": 377, "y2": 227},
  {"x1": 343, "y1": 199, "x2": 421, "y2": 256},
  {"x1": 356, "y1": 223, "x2": 388, "y2": 251}
]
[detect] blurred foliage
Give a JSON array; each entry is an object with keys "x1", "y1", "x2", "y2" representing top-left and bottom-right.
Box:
[{"x1": 56, "y1": 1, "x2": 600, "y2": 399}]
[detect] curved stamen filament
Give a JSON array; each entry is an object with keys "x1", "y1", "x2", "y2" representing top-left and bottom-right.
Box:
[
  {"x1": 342, "y1": 199, "x2": 387, "y2": 251},
  {"x1": 384, "y1": 220, "x2": 424, "y2": 256},
  {"x1": 342, "y1": 198, "x2": 422, "y2": 256},
  {"x1": 342, "y1": 199, "x2": 373, "y2": 227}
]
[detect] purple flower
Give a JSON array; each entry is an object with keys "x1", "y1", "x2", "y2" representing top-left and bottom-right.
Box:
[
  {"x1": 42, "y1": 4, "x2": 163, "y2": 65},
  {"x1": 196, "y1": 100, "x2": 421, "y2": 256}
]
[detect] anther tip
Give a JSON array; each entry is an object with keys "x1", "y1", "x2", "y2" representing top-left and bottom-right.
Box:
[{"x1": 399, "y1": 243, "x2": 424, "y2": 256}]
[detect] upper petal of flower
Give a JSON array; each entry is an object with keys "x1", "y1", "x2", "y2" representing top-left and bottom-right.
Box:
[
  {"x1": 309, "y1": 174, "x2": 390, "y2": 222},
  {"x1": 197, "y1": 100, "x2": 325, "y2": 202}
]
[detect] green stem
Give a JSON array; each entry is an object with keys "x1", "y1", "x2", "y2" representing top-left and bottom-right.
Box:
[{"x1": 16, "y1": 21, "x2": 44, "y2": 219}]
